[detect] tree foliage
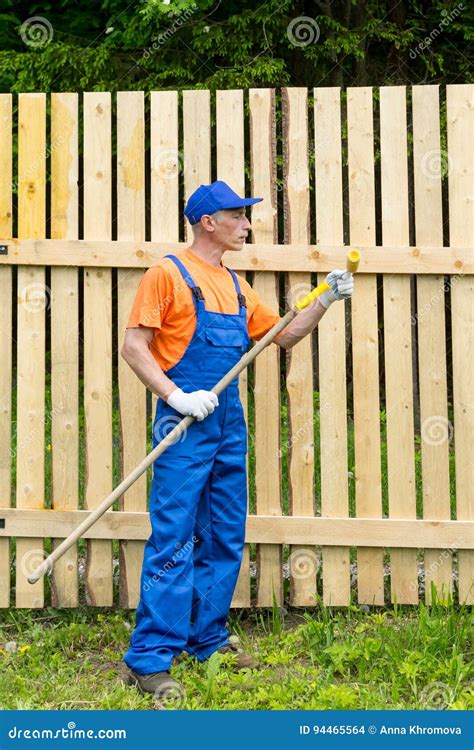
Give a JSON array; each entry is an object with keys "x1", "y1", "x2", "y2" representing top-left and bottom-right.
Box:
[{"x1": 0, "y1": 0, "x2": 472, "y2": 93}]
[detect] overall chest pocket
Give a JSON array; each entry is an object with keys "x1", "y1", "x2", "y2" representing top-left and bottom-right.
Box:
[{"x1": 204, "y1": 327, "x2": 248, "y2": 351}]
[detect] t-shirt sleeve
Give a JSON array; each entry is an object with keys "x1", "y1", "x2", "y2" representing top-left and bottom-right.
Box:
[
  {"x1": 126, "y1": 264, "x2": 174, "y2": 330},
  {"x1": 246, "y1": 285, "x2": 281, "y2": 341}
]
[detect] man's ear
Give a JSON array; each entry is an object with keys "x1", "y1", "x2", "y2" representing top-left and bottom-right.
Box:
[{"x1": 200, "y1": 214, "x2": 216, "y2": 232}]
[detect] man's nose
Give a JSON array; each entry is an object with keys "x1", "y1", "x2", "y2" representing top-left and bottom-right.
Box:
[{"x1": 243, "y1": 216, "x2": 252, "y2": 230}]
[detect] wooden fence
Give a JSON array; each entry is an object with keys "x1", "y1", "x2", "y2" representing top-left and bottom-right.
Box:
[{"x1": 0, "y1": 85, "x2": 472, "y2": 610}]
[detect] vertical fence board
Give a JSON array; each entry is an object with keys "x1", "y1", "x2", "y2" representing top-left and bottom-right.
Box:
[
  {"x1": 215, "y1": 89, "x2": 251, "y2": 606},
  {"x1": 347, "y1": 87, "x2": 384, "y2": 605},
  {"x1": 150, "y1": 91, "x2": 180, "y2": 420},
  {"x1": 412, "y1": 85, "x2": 452, "y2": 603},
  {"x1": 380, "y1": 86, "x2": 418, "y2": 604},
  {"x1": 16, "y1": 93, "x2": 46, "y2": 607},
  {"x1": 151, "y1": 91, "x2": 180, "y2": 245},
  {"x1": 314, "y1": 88, "x2": 350, "y2": 606},
  {"x1": 0, "y1": 93, "x2": 12, "y2": 607},
  {"x1": 447, "y1": 84, "x2": 474, "y2": 605},
  {"x1": 117, "y1": 91, "x2": 147, "y2": 608},
  {"x1": 283, "y1": 88, "x2": 316, "y2": 606},
  {"x1": 83, "y1": 92, "x2": 113, "y2": 606},
  {"x1": 50, "y1": 92, "x2": 79, "y2": 607},
  {"x1": 183, "y1": 90, "x2": 211, "y2": 246},
  {"x1": 249, "y1": 89, "x2": 282, "y2": 607}
]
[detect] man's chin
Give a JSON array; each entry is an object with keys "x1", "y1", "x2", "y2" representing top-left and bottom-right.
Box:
[{"x1": 227, "y1": 239, "x2": 245, "y2": 251}]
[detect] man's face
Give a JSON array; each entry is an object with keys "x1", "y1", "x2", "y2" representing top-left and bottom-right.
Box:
[{"x1": 209, "y1": 207, "x2": 252, "y2": 251}]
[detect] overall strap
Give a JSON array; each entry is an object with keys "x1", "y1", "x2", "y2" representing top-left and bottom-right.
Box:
[
  {"x1": 164, "y1": 255, "x2": 206, "y2": 312},
  {"x1": 225, "y1": 267, "x2": 247, "y2": 311}
]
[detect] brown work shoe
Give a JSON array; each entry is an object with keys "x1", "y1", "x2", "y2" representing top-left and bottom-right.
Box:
[
  {"x1": 217, "y1": 643, "x2": 258, "y2": 669},
  {"x1": 128, "y1": 669, "x2": 185, "y2": 706}
]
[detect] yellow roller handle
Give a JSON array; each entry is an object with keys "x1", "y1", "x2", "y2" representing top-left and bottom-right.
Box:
[{"x1": 295, "y1": 249, "x2": 360, "y2": 311}]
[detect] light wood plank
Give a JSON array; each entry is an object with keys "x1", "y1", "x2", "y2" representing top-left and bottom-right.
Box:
[
  {"x1": 283, "y1": 87, "x2": 316, "y2": 606},
  {"x1": 50, "y1": 92, "x2": 80, "y2": 607},
  {"x1": 412, "y1": 85, "x2": 452, "y2": 604},
  {"x1": 216, "y1": 89, "x2": 251, "y2": 607},
  {"x1": 249, "y1": 88, "x2": 282, "y2": 607},
  {"x1": 380, "y1": 86, "x2": 418, "y2": 604},
  {"x1": 347, "y1": 86, "x2": 384, "y2": 605},
  {"x1": 0, "y1": 239, "x2": 471, "y2": 274},
  {"x1": 0, "y1": 93, "x2": 12, "y2": 607},
  {"x1": 315, "y1": 87, "x2": 350, "y2": 606},
  {"x1": 183, "y1": 90, "x2": 211, "y2": 245},
  {"x1": 447, "y1": 84, "x2": 474, "y2": 605},
  {"x1": 83, "y1": 92, "x2": 113, "y2": 606},
  {"x1": 2, "y1": 508, "x2": 472, "y2": 548},
  {"x1": 151, "y1": 91, "x2": 179, "y2": 245},
  {"x1": 16, "y1": 93, "x2": 46, "y2": 608},
  {"x1": 117, "y1": 91, "x2": 147, "y2": 608}
]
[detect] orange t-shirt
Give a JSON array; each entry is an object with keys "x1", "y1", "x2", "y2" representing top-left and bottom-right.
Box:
[{"x1": 126, "y1": 248, "x2": 281, "y2": 372}]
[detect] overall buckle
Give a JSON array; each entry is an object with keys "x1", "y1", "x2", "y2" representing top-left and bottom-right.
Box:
[
  {"x1": 192, "y1": 286, "x2": 204, "y2": 301},
  {"x1": 237, "y1": 292, "x2": 247, "y2": 308}
]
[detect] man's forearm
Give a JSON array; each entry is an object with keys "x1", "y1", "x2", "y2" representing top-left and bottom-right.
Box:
[
  {"x1": 121, "y1": 344, "x2": 176, "y2": 401},
  {"x1": 274, "y1": 298, "x2": 327, "y2": 349}
]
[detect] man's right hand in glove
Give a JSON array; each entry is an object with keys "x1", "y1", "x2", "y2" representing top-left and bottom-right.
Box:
[{"x1": 166, "y1": 387, "x2": 219, "y2": 421}]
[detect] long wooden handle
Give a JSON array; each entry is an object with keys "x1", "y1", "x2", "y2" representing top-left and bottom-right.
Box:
[{"x1": 28, "y1": 250, "x2": 360, "y2": 583}]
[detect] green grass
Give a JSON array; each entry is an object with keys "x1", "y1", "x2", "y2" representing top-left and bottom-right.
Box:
[{"x1": 0, "y1": 596, "x2": 472, "y2": 711}]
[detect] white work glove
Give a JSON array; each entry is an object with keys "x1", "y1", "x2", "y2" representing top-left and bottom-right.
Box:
[
  {"x1": 319, "y1": 269, "x2": 354, "y2": 309},
  {"x1": 167, "y1": 387, "x2": 219, "y2": 421}
]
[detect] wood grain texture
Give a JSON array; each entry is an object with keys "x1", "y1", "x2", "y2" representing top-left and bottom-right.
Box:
[
  {"x1": 0, "y1": 93, "x2": 12, "y2": 607},
  {"x1": 117, "y1": 91, "x2": 147, "y2": 609},
  {"x1": 249, "y1": 88, "x2": 282, "y2": 606},
  {"x1": 283, "y1": 87, "x2": 316, "y2": 606},
  {"x1": 16, "y1": 93, "x2": 46, "y2": 608},
  {"x1": 447, "y1": 84, "x2": 474, "y2": 605},
  {"x1": 50, "y1": 92, "x2": 80, "y2": 607},
  {"x1": 314, "y1": 87, "x2": 350, "y2": 606},
  {"x1": 412, "y1": 85, "x2": 452, "y2": 604},
  {"x1": 380, "y1": 86, "x2": 418, "y2": 604},
  {"x1": 1, "y1": 239, "x2": 471, "y2": 273},
  {"x1": 216, "y1": 89, "x2": 251, "y2": 606},
  {"x1": 347, "y1": 87, "x2": 384, "y2": 605},
  {"x1": 2, "y1": 508, "x2": 472, "y2": 549},
  {"x1": 83, "y1": 92, "x2": 113, "y2": 606}
]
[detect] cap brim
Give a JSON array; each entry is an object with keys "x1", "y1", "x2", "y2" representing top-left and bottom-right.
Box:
[{"x1": 221, "y1": 197, "x2": 263, "y2": 208}]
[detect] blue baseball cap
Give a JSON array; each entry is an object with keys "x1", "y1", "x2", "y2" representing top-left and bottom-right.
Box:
[{"x1": 183, "y1": 180, "x2": 263, "y2": 224}]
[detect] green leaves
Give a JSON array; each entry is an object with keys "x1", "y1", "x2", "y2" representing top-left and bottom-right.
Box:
[{"x1": 0, "y1": 0, "x2": 471, "y2": 93}]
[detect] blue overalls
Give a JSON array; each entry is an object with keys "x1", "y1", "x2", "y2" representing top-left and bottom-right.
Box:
[{"x1": 124, "y1": 255, "x2": 250, "y2": 675}]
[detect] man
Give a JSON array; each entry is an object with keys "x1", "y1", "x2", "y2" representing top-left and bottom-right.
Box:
[{"x1": 121, "y1": 180, "x2": 353, "y2": 697}]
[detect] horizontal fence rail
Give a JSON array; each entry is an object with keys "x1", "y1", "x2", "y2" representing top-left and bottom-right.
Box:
[
  {"x1": 0, "y1": 241, "x2": 472, "y2": 274},
  {"x1": 0, "y1": 84, "x2": 472, "y2": 610}
]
